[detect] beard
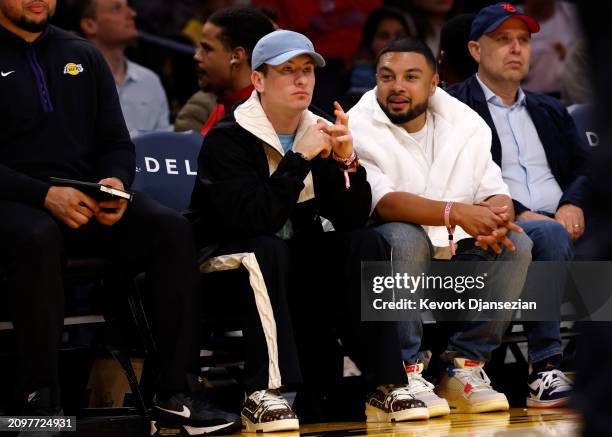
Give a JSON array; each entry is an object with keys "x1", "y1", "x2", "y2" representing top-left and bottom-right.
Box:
[
  {"x1": 377, "y1": 96, "x2": 428, "y2": 125},
  {"x1": 1, "y1": 3, "x2": 53, "y2": 33}
]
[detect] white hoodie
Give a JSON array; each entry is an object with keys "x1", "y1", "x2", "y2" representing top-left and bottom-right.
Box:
[{"x1": 348, "y1": 87, "x2": 509, "y2": 247}]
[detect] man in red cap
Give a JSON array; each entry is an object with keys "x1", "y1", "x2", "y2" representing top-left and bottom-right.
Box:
[{"x1": 449, "y1": 2, "x2": 589, "y2": 409}]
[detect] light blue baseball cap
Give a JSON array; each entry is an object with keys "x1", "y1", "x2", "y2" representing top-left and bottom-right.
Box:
[{"x1": 251, "y1": 29, "x2": 326, "y2": 70}]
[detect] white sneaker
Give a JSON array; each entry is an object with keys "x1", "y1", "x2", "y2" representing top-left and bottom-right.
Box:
[
  {"x1": 405, "y1": 363, "x2": 450, "y2": 417},
  {"x1": 436, "y1": 358, "x2": 509, "y2": 414},
  {"x1": 241, "y1": 389, "x2": 299, "y2": 433},
  {"x1": 365, "y1": 385, "x2": 429, "y2": 422},
  {"x1": 527, "y1": 368, "x2": 573, "y2": 408}
]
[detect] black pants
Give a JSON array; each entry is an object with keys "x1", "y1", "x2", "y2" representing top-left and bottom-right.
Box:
[
  {"x1": 0, "y1": 193, "x2": 201, "y2": 404},
  {"x1": 203, "y1": 228, "x2": 406, "y2": 393}
]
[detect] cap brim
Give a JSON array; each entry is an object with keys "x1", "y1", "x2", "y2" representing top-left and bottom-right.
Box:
[
  {"x1": 483, "y1": 14, "x2": 540, "y2": 37},
  {"x1": 265, "y1": 49, "x2": 326, "y2": 68}
]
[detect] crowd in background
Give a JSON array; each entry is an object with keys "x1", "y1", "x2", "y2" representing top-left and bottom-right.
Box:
[
  {"x1": 50, "y1": 0, "x2": 589, "y2": 133},
  {"x1": 3, "y1": 0, "x2": 609, "y2": 434}
]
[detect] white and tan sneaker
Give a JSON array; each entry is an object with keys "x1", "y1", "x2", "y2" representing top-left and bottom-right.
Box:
[
  {"x1": 405, "y1": 363, "x2": 450, "y2": 417},
  {"x1": 436, "y1": 358, "x2": 509, "y2": 414},
  {"x1": 241, "y1": 389, "x2": 299, "y2": 432},
  {"x1": 365, "y1": 385, "x2": 429, "y2": 422}
]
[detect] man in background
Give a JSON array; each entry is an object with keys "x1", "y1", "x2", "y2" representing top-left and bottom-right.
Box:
[
  {"x1": 176, "y1": 6, "x2": 274, "y2": 134},
  {"x1": 77, "y1": 0, "x2": 170, "y2": 134}
]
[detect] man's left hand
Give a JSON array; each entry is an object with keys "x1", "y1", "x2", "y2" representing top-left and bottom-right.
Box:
[
  {"x1": 322, "y1": 101, "x2": 353, "y2": 159},
  {"x1": 96, "y1": 177, "x2": 128, "y2": 226},
  {"x1": 555, "y1": 204, "x2": 585, "y2": 241}
]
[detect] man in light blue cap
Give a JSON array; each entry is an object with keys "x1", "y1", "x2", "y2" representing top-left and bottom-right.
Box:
[
  {"x1": 190, "y1": 29, "x2": 428, "y2": 432},
  {"x1": 251, "y1": 29, "x2": 326, "y2": 71}
]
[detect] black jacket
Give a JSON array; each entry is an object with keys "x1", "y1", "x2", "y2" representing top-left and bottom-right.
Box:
[
  {"x1": 448, "y1": 75, "x2": 590, "y2": 215},
  {"x1": 190, "y1": 113, "x2": 372, "y2": 245},
  {"x1": 0, "y1": 24, "x2": 134, "y2": 207}
]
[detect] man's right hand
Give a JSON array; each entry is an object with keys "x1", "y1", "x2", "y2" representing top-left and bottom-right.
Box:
[
  {"x1": 469, "y1": 203, "x2": 524, "y2": 253},
  {"x1": 44, "y1": 186, "x2": 100, "y2": 229},
  {"x1": 293, "y1": 119, "x2": 332, "y2": 160},
  {"x1": 450, "y1": 203, "x2": 507, "y2": 237}
]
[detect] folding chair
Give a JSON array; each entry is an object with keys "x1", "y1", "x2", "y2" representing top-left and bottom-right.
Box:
[{"x1": 131, "y1": 130, "x2": 256, "y2": 386}]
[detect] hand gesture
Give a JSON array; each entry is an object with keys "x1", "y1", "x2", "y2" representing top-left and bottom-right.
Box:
[
  {"x1": 294, "y1": 119, "x2": 332, "y2": 160},
  {"x1": 322, "y1": 101, "x2": 353, "y2": 159}
]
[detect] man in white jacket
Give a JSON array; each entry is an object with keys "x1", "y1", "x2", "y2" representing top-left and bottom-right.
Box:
[{"x1": 349, "y1": 37, "x2": 532, "y2": 415}]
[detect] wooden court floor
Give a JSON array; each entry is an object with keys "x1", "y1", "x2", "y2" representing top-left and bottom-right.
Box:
[{"x1": 224, "y1": 408, "x2": 581, "y2": 436}]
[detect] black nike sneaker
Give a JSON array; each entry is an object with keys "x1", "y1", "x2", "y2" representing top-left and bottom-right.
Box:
[
  {"x1": 17, "y1": 387, "x2": 63, "y2": 437},
  {"x1": 153, "y1": 392, "x2": 241, "y2": 436}
]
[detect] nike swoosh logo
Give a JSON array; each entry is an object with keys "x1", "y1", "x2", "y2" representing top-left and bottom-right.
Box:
[
  {"x1": 1, "y1": 71, "x2": 15, "y2": 77},
  {"x1": 156, "y1": 405, "x2": 191, "y2": 418}
]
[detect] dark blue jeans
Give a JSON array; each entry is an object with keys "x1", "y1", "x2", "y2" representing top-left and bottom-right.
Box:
[
  {"x1": 373, "y1": 222, "x2": 533, "y2": 364},
  {"x1": 517, "y1": 219, "x2": 574, "y2": 363}
]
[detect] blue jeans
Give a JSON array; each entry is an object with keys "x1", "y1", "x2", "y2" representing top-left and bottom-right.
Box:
[
  {"x1": 373, "y1": 221, "x2": 533, "y2": 364},
  {"x1": 517, "y1": 220, "x2": 574, "y2": 363}
]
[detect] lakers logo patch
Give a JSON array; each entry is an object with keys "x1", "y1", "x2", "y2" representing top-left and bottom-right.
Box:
[{"x1": 63, "y1": 63, "x2": 84, "y2": 76}]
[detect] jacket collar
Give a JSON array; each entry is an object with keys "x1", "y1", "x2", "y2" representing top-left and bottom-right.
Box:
[
  {"x1": 466, "y1": 74, "x2": 501, "y2": 164},
  {"x1": 234, "y1": 90, "x2": 319, "y2": 156},
  {"x1": 466, "y1": 73, "x2": 552, "y2": 167},
  {"x1": 475, "y1": 73, "x2": 526, "y2": 108},
  {"x1": 355, "y1": 87, "x2": 484, "y2": 200},
  {"x1": 0, "y1": 22, "x2": 50, "y2": 46},
  {"x1": 233, "y1": 90, "x2": 317, "y2": 204}
]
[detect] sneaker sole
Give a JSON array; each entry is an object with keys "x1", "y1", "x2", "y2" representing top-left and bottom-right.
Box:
[
  {"x1": 183, "y1": 420, "x2": 242, "y2": 436},
  {"x1": 526, "y1": 397, "x2": 570, "y2": 408},
  {"x1": 365, "y1": 404, "x2": 429, "y2": 422},
  {"x1": 427, "y1": 403, "x2": 451, "y2": 417},
  {"x1": 447, "y1": 398, "x2": 509, "y2": 414},
  {"x1": 242, "y1": 416, "x2": 299, "y2": 433}
]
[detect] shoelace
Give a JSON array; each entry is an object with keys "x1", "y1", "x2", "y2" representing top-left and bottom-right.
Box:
[
  {"x1": 452, "y1": 366, "x2": 493, "y2": 392},
  {"x1": 385, "y1": 385, "x2": 416, "y2": 405},
  {"x1": 252, "y1": 390, "x2": 289, "y2": 415},
  {"x1": 407, "y1": 370, "x2": 435, "y2": 396},
  {"x1": 539, "y1": 369, "x2": 573, "y2": 394}
]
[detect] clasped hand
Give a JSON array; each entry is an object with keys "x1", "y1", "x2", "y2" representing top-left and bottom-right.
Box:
[{"x1": 453, "y1": 201, "x2": 523, "y2": 254}]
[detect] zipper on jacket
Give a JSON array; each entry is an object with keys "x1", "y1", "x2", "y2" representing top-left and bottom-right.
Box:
[{"x1": 26, "y1": 44, "x2": 54, "y2": 113}]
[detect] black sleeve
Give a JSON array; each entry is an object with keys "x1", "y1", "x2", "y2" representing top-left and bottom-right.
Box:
[
  {"x1": 557, "y1": 106, "x2": 591, "y2": 210},
  {"x1": 92, "y1": 49, "x2": 135, "y2": 187},
  {"x1": 192, "y1": 127, "x2": 311, "y2": 239},
  {"x1": 311, "y1": 157, "x2": 372, "y2": 230},
  {"x1": 0, "y1": 164, "x2": 50, "y2": 207}
]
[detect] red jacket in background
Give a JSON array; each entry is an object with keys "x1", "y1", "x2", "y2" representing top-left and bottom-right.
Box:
[{"x1": 253, "y1": 0, "x2": 381, "y2": 64}]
